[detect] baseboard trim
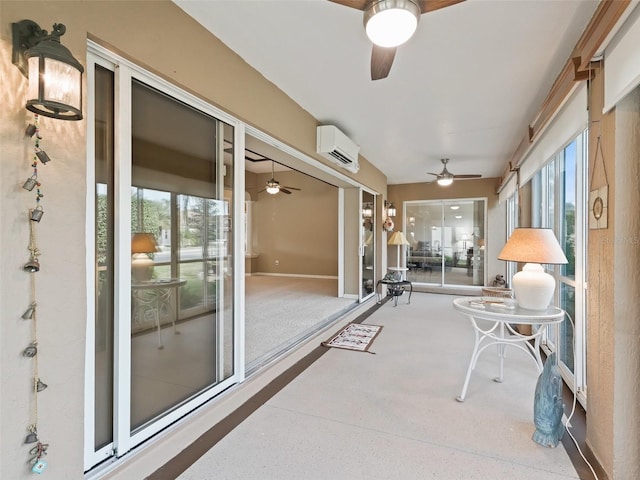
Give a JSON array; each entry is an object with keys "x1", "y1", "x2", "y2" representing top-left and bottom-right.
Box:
[{"x1": 252, "y1": 272, "x2": 338, "y2": 280}]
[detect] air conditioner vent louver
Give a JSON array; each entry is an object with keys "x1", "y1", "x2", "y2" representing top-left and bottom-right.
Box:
[
  {"x1": 316, "y1": 125, "x2": 360, "y2": 173},
  {"x1": 328, "y1": 150, "x2": 352, "y2": 165}
]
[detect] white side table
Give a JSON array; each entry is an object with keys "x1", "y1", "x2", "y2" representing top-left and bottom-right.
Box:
[
  {"x1": 132, "y1": 278, "x2": 186, "y2": 349},
  {"x1": 452, "y1": 297, "x2": 564, "y2": 402}
]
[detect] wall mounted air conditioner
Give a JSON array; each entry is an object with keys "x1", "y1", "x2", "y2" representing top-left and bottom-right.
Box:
[{"x1": 316, "y1": 125, "x2": 360, "y2": 173}]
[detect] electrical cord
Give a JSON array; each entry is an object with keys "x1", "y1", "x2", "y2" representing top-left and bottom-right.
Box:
[{"x1": 562, "y1": 311, "x2": 599, "y2": 480}]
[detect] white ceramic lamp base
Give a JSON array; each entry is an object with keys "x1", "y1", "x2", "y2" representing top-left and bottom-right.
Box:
[
  {"x1": 512, "y1": 263, "x2": 555, "y2": 310},
  {"x1": 132, "y1": 254, "x2": 154, "y2": 283}
]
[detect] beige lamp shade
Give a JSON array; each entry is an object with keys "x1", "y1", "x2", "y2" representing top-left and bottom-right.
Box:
[
  {"x1": 388, "y1": 231, "x2": 409, "y2": 271},
  {"x1": 131, "y1": 233, "x2": 158, "y2": 283},
  {"x1": 497, "y1": 228, "x2": 567, "y2": 264},
  {"x1": 498, "y1": 228, "x2": 567, "y2": 310},
  {"x1": 131, "y1": 233, "x2": 158, "y2": 254},
  {"x1": 388, "y1": 231, "x2": 410, "y2": 246}
]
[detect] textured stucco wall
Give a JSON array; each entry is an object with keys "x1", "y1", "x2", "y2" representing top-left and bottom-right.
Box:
[
  {"x1": 611, "y1": 85, "x2": 640, "y2": 480},
  {"x1": 586, "y1": 64, "x2": 640, "y2": 480},
  {"x1": 586, "y1": 61, "x2": 617, "y2": 479}
]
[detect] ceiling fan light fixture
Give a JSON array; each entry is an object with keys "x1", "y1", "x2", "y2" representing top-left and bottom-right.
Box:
[
  {"x1": 364, "y1": 0, "x2": 420, "y2": 48},
  {"x1": 266, "y1": 178, "x2": 280, "y2": 194},
  {"x1": 437, "y1": 176, "x2": 454, "y2": 187}
]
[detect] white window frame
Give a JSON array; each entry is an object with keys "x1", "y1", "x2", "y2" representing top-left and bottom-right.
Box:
[
  {"x1": 531, "y1": 130, "x2": 588, "y2": 409},
  {"x1": 84, "y1": 42, "x2": 246, "y2": 471}
]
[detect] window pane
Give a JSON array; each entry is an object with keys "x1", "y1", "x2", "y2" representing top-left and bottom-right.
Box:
[
  {"x1": 559, "y1": 282, "x2": 575, "y2": 374},
  {"x1": 94, "y1": 64, "x2": 114, "y2": 450},
  {"x1": 130, "y1": 80, "x2": 234, "y2": 431},
  {"x1": 362, "y1": 191, "x2": 375, "y2": 296},
  {"x1": 406, "y1": 200, "x2": 485, "y2": 287},
  {"x1": 561, "y1": 142, "x2": 576, "y2": 279}
]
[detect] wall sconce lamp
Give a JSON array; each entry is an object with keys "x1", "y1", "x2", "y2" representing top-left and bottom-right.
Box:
[
  {"x1": 362, "y1": 203, "x2": 373, "y2": 218},
  {"x1": 384, "y1": 200, "x2": 396, "y2": 217},
  {"x1": 382, "y1": 200, "x2": 396, "y2": 232},
  {"x1": 12, "y1": 20, "x2": 84, "y2": 120}
]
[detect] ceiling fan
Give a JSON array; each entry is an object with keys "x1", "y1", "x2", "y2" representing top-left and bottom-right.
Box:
[
  {"x1": 328, "y1": 0, "x2": 465, "y2": 80},
  {"x1": 427, "y1": 158, "x2": 481, "y2": 186},
  {"x1": 257, "y1": 161, "x2": 301, "y2": 195}
]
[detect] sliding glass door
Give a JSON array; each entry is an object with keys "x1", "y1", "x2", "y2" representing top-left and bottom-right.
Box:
[
  {"x1": 86, "y1": 47, "x2": 242, "y2": 470},
  {"x1": 404, "y1": 199, "x2": 486, "y2": 287},
  {"x1": 360, "y1": 190, "x2": 376, "y2": 300}
]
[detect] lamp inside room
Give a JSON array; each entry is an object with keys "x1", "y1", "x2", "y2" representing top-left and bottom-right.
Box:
[
  {"x1": 388, "y1": 231, "x2": 410, "y2": 270},
  {"x1": 498, "y1": 228, "x2": 568, "y2": 310},
  {"x1": 131, "y1": 233, "x2": 158, "y2": 283},
  {"x1": 12, "y1": 20, "x2": 84, "y2": 120},
  {"x1": 363, "y1": 0, "x2": 420, "y2": 48}
]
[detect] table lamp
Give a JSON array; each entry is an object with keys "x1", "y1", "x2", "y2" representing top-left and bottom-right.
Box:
[
  {"x1": 131, "y1": 232, "x2": 158, "y2": 283},
  {"x1": 388, "y1": 231, "x2": 410, "y2": 269},
  {"x1": 497, "y1": 228, "x2": 568, "y2": 310}
]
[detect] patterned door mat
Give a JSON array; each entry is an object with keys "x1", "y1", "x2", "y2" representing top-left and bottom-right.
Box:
[{"x1": 321, "y1": 323, "x2": 383, "y2": 353}]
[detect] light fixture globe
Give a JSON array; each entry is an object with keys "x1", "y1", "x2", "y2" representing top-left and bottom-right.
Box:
[
  {"x1": 364, "y1": 0, "x2": 420, "y2": 48},
  {"x1": 13, "y1": 21, "x2": 84, "y2": 120},
  {"x1": 437, "y1": 174, "x2": 454, "y2": 186},
  {"x1": 266, "y1": 180, "x2": 280, "y2": 195}
]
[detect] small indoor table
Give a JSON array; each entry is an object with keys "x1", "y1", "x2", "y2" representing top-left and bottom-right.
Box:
[
  {"x1": 452, "y1": 297, "x2": 564, "y2": 402},
  {"x1": 132, "y1": 278, "x2": 187, "y2": 349},
  {"x1": 376, "y1": 278, "x2": 412, "y2": 306}
]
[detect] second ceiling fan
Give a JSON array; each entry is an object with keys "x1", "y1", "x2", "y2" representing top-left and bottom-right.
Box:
[
  {"x1": 329, "y1": 0, "x2": 465, "y2": 80},
  {"x1": 258, "y1": 161, "x2": 301, "y2": 195},
  {"x1": 427, "y1": 158, "x2": 481, "y2": 186}
]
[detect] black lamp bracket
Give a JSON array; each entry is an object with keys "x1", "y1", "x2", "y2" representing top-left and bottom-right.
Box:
[{"x1": 12, "y1": 20, "x2": 67, "y2": 77}]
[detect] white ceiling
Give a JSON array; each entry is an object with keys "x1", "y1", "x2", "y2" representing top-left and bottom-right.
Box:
[{"x1": 174, "y1": 0, "x2": 599, "y2": 185}]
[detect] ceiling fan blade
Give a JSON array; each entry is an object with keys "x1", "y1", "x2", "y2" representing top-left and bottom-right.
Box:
[
  {"x1": 426, "y1": 172, "x2": 440, "y2": 176},
  {"x1": 327, "y1": 0, "x2": 368, "y2": 11},
  {"x1": 417, "y1": 0, "x2": 465, "y2": 14},
  {"x1": 453, "y1": 174, "x2": 482, "y2": 179},
  {"x1": 280, "y1": 188, "x2": 293, "y2": 195},
  {"x1": 282, "y1": 186, "x2": 301, "y2": 191},
  {"x1": 371, "y1": 45, "x2": 396, "y2": 80}
]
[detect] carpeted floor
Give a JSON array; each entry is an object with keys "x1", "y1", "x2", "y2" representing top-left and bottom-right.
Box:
[
  {"x1": 177, "y1": 292, "x2": 581, "y2": 479},
  {"x1": 245, "y1": 275, "x2": 356, "y2": 367}
]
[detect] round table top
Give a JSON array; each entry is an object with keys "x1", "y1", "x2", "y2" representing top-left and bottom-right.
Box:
[
  {"x1": 453, "y1": 297, "x2": 564, "y2": 324},
  {"x1": 132, "y1": 278, "x2": 187, "y2": 289}
]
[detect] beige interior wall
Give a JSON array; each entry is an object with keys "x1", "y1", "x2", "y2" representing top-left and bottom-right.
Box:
[
  {"x1": 251, "y1": 170, "x2": 338, "y2": 276},
  {"x1": 387, "y1": 178, "x2": 505, "y2": 285},
  {"x1": 0, "y1": 2, "x2": 387, "y2": 478}
]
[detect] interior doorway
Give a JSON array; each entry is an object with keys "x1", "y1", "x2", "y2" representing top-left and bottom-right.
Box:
[{"x1": 242, "y1": 133, "x2": 361, "y2": 372}]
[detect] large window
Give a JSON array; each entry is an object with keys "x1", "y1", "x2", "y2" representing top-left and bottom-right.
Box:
[
  {"x1": 404, "y1": 199, "x2": 486, "y2": 287},
  {"x1": 86, "y1": 48, "x2": 243, "y2": 470},
  {"x1": 532, "y1": 130, "x2": 587, "y2": 407}
]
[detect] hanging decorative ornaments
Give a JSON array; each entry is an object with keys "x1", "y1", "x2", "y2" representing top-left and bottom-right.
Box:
[
  {"x1": 588, "y1": 133, "x2": 609, "y2": 230},
  {"x1": 22, "y1": 114, "x2": 50, "y2": 474}
]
